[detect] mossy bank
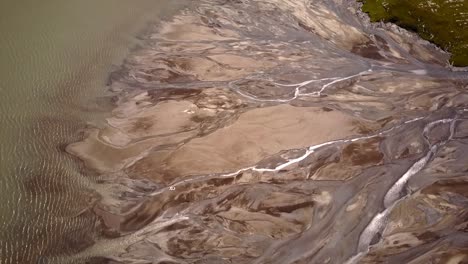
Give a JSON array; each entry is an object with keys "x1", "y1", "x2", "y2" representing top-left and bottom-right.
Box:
[{"x1": 360, "y1": 0, "x2": 468, "y2": 67}]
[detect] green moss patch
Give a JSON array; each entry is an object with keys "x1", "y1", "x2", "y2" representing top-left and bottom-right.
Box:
[{"x1": 359, "y1": 0, "x2": 468, "y2": 66}]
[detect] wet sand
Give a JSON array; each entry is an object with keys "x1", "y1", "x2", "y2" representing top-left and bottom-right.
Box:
[{"x1": 67, "y1": 0, "x2": 468, "y2": 263}]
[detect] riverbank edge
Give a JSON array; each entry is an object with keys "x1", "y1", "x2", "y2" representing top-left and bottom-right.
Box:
[{"x1": 353, "y1": 0, "x2": 468, "y2": 70}]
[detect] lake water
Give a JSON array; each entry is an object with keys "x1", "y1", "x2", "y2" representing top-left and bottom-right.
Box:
[{"x1": 0, "y1": 1, "x2": 185, "y2": 263}]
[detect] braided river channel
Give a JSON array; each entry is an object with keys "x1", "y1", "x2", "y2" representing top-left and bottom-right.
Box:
[{"x1": 1, "y1": 0, "x2": 468, "y2": 263}]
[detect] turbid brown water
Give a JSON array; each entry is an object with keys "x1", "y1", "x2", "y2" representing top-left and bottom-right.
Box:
[
  {"x1": 63, "y1": 0, "x2": 468, "y2": 263},
  {"x1": 0, "y1": 1, "x2": 186, "y2": 263}
]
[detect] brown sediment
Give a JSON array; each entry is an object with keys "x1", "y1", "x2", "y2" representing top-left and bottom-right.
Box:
[
  {"x1": 162, "y1": 104, "x2": 374, "y2": 176},
  {"x1": 67, "y1": 0, "x2": 468, "y2": 263},
  {"x1": 351, "y1": 40, "x2": 385, "y2": 60}
]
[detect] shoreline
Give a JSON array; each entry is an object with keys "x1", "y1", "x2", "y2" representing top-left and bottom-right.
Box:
[
  {"x1": 67, "y1": 0, "x2": 468, "y2": 263},
  {"x1": 0, "y1": 2, "x2": 191, "y2": 264}
]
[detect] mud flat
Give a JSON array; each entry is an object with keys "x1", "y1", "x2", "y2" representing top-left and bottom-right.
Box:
[{"x1": 67, "y1": 0, "x2": 468, "y2": 263}]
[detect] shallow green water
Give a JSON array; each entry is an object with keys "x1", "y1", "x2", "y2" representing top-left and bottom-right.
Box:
[
  {"x1": 360, "y1": 0, "x2": 468, "y2": 66},
  {"x1": 0, "y1": 1, "x2": 185, "y2": 263}
]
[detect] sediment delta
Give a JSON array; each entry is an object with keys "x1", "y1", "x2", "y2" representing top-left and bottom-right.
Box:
[{"x1": 66, "y1": 0, "x2": 468, "y2": 263}]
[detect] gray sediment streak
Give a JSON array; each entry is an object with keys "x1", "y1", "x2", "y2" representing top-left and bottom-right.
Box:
[
  {"x1": 53, "y1": 216, "x2": 189, "y2": 264},
  {"x1": 229, "y1": 69, "x2": 372, "y2": 102},
  {"x1": 383, "y1": 144, "x2": 437, "y2": 208},
  {"x1": 253, "y1": 115, "x2": 422, "y2": 172},
  {"x1": 346, "y1": 117, "x2": 458, "y2": 263},
  {"x1": 154, "y1": 115, "x2": 425, "y2": 196}
]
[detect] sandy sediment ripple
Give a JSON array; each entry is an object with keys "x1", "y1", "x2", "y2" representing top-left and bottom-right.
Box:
[{"x1": 66, "y1": 0, "x2": 468, "y2": 263}]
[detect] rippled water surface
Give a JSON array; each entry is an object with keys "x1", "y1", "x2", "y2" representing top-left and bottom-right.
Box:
[{"x1": 0, "y1": 1, "x2": 185, "y2": 263}]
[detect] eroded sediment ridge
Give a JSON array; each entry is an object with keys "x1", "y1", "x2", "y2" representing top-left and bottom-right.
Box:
[{"x1": 65, "y1": 0, "x2": 468, "y2": 263}]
